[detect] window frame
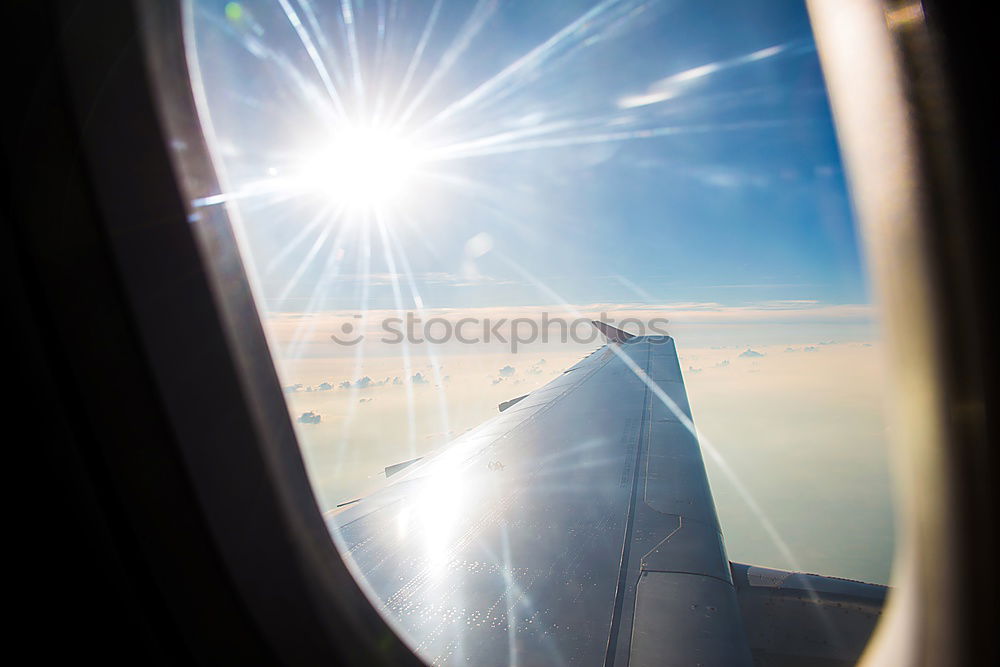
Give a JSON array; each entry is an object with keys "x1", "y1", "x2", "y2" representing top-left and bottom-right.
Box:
[{"x1": 10, "y1": 0, "x2": 991, "y2": 663}]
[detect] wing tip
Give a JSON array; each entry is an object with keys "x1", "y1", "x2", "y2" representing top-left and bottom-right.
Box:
[{"x1": 591, "y1": 320, "x2": 637, "y2": 343}]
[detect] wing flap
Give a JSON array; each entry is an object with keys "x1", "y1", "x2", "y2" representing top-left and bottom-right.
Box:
[
  {"x1": 631, "y1": 572, "x2": 750, "y2": 667},
  {"x1": 730, "y1": 562, "x2": 887, "y2": 666}
]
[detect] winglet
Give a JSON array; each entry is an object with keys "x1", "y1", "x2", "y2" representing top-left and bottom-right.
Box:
[
  {"x1": 499, "y1": 394, "x2": 528, "y2": 412},
  {"x1": 385, "y1": 457, "x2": 423, "y2": 478},
  {"x1": 591, "y1": 320, "x2": 636, "y2": 343}
]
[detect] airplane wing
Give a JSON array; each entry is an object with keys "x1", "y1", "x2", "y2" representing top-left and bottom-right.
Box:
[{"x1": 328, "y1": 326, "x2": 887, "y2": 666}]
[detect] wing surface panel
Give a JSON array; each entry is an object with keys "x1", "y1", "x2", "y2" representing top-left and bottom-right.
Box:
[{"x1": 333, "y1": 342, "x2": 642, "y2": 664}]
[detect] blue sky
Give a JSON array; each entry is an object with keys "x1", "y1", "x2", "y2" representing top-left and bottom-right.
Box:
[{"x1": 193, "y1": 0, "x2": 868, "y2": 313}]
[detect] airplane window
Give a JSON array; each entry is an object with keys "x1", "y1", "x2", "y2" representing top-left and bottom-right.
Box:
[{"x1": 176, "y1": 0, "x2": 895, "y2": 663}]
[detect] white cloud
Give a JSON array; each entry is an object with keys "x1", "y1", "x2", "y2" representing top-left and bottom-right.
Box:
[{"x1": 297, "y1": 411, "x2": 321, "y2": 425}]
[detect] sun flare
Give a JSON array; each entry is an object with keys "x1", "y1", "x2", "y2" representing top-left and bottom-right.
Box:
[{"x1": 298, "y1": 124, "x2": 426, "y2": 212}]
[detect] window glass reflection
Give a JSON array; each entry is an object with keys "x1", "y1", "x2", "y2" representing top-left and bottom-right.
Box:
[{"x1": 184, "y1": 1, "x2": 893, "y2": 663}]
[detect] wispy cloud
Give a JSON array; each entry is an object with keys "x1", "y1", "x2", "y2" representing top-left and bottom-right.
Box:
[{"x1": 618, "y1": 39, "x2": 815, "y2": 108}]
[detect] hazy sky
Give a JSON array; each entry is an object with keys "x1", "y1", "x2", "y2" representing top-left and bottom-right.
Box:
[{"x1": 188, "y1": 0, "x2": 895, "y2": 586}]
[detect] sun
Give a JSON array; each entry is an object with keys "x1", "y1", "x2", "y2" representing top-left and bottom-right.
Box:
[{"x1": 297, "y1": 123, "x2": 426, "y2": 212}]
